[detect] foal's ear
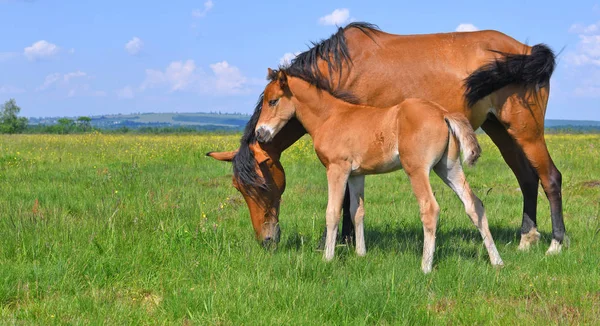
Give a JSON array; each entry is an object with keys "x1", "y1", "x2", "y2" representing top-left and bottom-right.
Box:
[
  {"x1": 277, "y1": 71, "x2": 288, "y2": 89},
  {"x1": 267, "y1": 68, "x2": 280, "y2": 81}
]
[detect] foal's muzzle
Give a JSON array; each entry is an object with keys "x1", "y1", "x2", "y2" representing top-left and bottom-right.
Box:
[{"x1": 255, "y1": 126, "x2": 273, "y2": 143}]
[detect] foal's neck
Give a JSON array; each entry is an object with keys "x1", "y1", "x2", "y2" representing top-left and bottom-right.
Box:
[{"x1": 288, "y1": 76, "x2": 365, "y2": 136}]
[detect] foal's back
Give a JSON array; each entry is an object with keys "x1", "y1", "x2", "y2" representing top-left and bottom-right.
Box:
[{"x1": 313, "y1": 98, "x2": 451, "y2": 175}]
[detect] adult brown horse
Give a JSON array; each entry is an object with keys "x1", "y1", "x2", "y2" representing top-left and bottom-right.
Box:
[
  {"x1": 208, "y1": 116, "x2": 355, "y2": 246},
  {"x1": 209, "y1": 22, "x2": 564, "y2": 254}
]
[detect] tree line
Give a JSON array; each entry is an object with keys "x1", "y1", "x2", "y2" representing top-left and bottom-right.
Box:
[
  {"x1": 4, "y1": 98, "x2": 600, "y2": 135},
  {"x1": 0, "y1": 99, "x2": 241, "y2": 135}
]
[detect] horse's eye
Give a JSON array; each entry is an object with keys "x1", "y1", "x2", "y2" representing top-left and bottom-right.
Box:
[{"x1": 268, "y1": 99, "x2": 279, "y2": 107}]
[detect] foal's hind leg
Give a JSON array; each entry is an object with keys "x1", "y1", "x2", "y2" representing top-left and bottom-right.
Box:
[
  {"x1": 433, "y1": 159, "x2": 504, "y2": 267},
  {"x1": 348, "y1": 175, "x2": 366, "y2": 256},
  {"x1": 406, "y1": 169, "x2": 440, "y2": 274}
]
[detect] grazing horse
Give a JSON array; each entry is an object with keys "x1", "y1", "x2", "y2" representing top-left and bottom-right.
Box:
[
  {"x1": 213, "y1": 22, "x2": 564, "y2": 254},
  {"x1": 254, "y1": 69, "x2": 504, "y2": 273},
  {"x1": 207, "y1": 118, "x2": 356, "y2": 246}
]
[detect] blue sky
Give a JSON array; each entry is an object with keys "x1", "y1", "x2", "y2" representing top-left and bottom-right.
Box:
[{"x1": 0, "y1": 0, "x2": 599, "y2": 120}]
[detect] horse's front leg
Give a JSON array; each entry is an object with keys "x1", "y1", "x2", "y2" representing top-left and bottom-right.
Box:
[
  {"x1": 323, "y1": 164, "x2": 351, "y2": 261},
  {"x1": 317, "y1": 187, "x2": 354, "y2": 250},
  {"x1": 348, "y1": 175, "x2": 366, "y2": 256}
]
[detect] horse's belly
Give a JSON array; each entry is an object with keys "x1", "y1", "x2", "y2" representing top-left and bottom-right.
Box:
[{"x1": 351, "y1": 151, "x2": 402, "y2": 175}]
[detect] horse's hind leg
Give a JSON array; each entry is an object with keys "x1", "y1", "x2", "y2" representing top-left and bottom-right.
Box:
[
  {"x1": 481, "y1": 115, "x2": 541, "y2": 250},
  {"x1": 406, "y1": 169, "x2": 440, "y2": 274},
  {"x1": 495, "y1": 87, "x2": 565, "y2": 255},
  {"x1": 323, "y1": 164, "x2": 350, "y2": 261},
  {"x1": 348, "y1": 175, "x2": 366, "y2": 256},
  {"x1": 433, "y1": 157, "x2": 504, "y2": 267}
]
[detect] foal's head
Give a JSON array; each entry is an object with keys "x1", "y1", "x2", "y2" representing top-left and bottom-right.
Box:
[{"x1": 255, "y1": 69, "x2": 295, "y2": 143}]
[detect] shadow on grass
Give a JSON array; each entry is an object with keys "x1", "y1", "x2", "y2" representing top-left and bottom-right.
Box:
[{"x1": 281, "y1": 223, "x2": 553, "y2": 263}]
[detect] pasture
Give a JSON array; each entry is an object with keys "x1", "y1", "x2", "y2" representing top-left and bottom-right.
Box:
[{"x1": 1, "y1": 133, "x2": 599, "y2": 324}]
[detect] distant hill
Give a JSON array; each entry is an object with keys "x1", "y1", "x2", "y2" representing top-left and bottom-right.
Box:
[
  {"x1": 28, "y1": 112, "x2": 252, "y2": 131},
  {"x1": 544, "y1": 119, "x2": 600, "y2": 127},
  {"x1": 27, "y1": 113, "x2": 600, "y2": 132}
]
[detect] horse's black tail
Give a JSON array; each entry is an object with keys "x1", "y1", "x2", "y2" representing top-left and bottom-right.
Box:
[{"x1": 464, "y1": 44, "x2": 556, "y2": 107}]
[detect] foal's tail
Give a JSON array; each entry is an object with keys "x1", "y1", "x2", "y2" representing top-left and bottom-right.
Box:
[{"x1": 444, "y1": 113, "x2": 481, "y2": 166}]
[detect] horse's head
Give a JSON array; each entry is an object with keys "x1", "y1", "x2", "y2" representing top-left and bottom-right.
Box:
[
  {"x1": 255, "y1": 69, "x2": 295, "y2": 143},
  {"x1": 207, "y1": 142, "x2": 285, "y2": 248}
]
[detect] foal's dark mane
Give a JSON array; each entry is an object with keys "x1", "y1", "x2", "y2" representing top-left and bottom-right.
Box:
[{"x1": 232, "y1": 22, "x2": 380, "y2": 197}]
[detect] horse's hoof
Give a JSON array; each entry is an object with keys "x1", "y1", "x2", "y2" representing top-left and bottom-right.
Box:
[
  {"x1": 545, "y1": 239, "x2": 562, "y2": 255},
  {"x1": 518, "y1": 229, "x2": 541, "y2": 251},
  {"x1": 323, "y1": 253, "x2": 334, "y2": 262},
  {"x1": 492, "y1": 260, "x2": 505, "y2": 268}
]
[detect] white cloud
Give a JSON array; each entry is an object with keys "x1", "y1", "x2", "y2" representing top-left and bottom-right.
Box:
[
  {"x1": 63, "y1": 71, "x2": 87, "y2": 82},
  {"x1": 564, "y1": 19, "x2": 600, "y2": 98},
  {"x1": 116, "y1": 86, "x2": 135, "y2": 99},
  {"x1": 0, "y1": 85, "x2": 25, "y2": 94},
  {"x1": 141, "y1": 60, "x2": 198, "y2": 92},
  {"x1": 140, "y1": 59, "x2": 256, "y2": 95},
  {"x1": 38, "y1": 73, "x2": 62, "y2": 90},
  {"x1": 24, "y1": 40, "x2": 60, "y2": 61},
  {"x1": 279, "y1": 52, "x2": 300, "y2": 66},
  {"x1": 455, "y1": 23, "x2": 479, "y2": 32},
  {"x1": 125, "y1": 37, "x2": 143, "y2": 56},
  {"x1": 37, "y1": 71, "x2": 105, "y2": 97},
  {"x1": 319, "y1": 8, "x2": 350, "y2": 26},
  {"x1": 192, "y1": 0, "x2": 214, "y2": 18},
  {"x1": 565, "y1": 33, "x2": 600, "y2": 67},
  {"x1": 210, "y1": 61, "x2": 247, "y2": 94},
  {"x1": 569, "y1": 22, "x2": 599, "y2": 34}
]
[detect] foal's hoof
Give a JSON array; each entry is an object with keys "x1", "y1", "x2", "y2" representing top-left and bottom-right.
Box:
[
  {"x1": 492, "y1": 260, "x2": 505, "y2": 269},
  {"x1": 323, "y1": 253, "x2": 335, "y2": 262},
  {"x1": 518, "y1": 229, "x2": 541, "y2": 251},
  {"x1": 545, "y1": 239, "x2": 563, "y2": 255}
]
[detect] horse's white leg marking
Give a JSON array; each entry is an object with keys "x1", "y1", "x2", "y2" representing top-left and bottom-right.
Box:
[
  {"x1": 324, "y1": 165, "x2": 350, "y2": 261},
  {"x1": 518, "y1": 228, "x2": 542, "y2": 251},
  {"x1": 546, "y1": 238, "x2": 563, "y2": 255},
  {"x1": 433, "y1": 156, "x2": 504, "y2": 267},
  {"x1": 348, "y1": 175, "x2": 366, "y2": 256},
  {"x1": 406, "y1": 169, "x2": 439, "y2": 274}
]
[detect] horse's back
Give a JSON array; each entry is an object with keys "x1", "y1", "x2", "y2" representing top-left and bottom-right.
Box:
[{"x1": 340, "y1": 28, "x2": 529, "y2": 124}]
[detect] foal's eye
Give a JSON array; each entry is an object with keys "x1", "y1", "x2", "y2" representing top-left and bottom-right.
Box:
[{"x1": 268, "y1": 99, "x2": 279, "y2": 107}]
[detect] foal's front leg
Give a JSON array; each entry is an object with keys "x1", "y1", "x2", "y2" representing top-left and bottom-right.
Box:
[{"x1": 324, "y1": 164, "x2": 351, "y2": 261}]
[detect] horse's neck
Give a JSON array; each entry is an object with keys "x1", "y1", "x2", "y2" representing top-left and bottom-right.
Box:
[{"x1": 288, "y1": 77, "x2": 359, "y2": 136}]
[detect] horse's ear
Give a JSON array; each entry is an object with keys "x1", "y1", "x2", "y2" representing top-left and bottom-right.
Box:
[
  {"x1": 267, "y1": 68, "x2": 274, "y2": 79},
  {"x1": 206, "y1": 150, "x2": 238, "y2": 162},
  {"x1": 249, "y1": 143, "x2": 270, "y2": 164},
  {"x1": 278, "y1": 71, "x2": 288, "y2": 89}
]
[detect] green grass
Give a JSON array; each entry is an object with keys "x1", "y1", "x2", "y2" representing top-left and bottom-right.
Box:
[{"x1": 1, "y1": 133, "x2": 599, "y2": 324}]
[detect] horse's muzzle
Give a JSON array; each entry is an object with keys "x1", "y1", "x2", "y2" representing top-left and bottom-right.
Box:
[{"x1": 262, "y1": 224, "x2": 281, "y2": 250}]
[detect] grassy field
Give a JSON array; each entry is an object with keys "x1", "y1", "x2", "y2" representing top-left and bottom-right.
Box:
[{"x1": 1, "y1": 133, "x2": 599, "y2": 324}]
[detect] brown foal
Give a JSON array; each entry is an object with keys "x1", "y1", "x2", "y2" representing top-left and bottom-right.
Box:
[{"x1": 255, "y1": 69, "x2": 503, "y2": 273}]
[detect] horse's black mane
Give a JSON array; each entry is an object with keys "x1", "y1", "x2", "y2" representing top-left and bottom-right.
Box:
[
  {"x1": 285, "y1": 22, "x2": 379, "y2": 95},
  {"x1": 232, "y1": 22, "x2": 380, "y2": 197}
]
